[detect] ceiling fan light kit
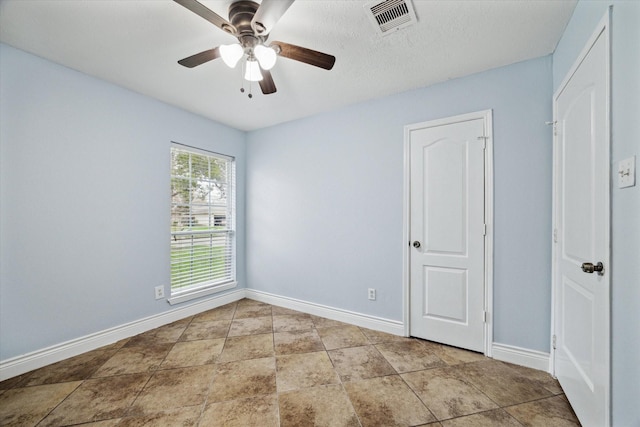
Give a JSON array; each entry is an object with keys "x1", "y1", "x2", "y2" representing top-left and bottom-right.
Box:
[
  {"x1": 219, "y1": 43, "x2": 244, "y2": 68},
  {"x1": 174, "y1": 0, "x2": 336, "y2": 97},
  {"x1": 254, "y1": 44, "x2": 277, "y2": 70},
  {"x1": 243, "y1": 57, "x2": 263, "y2": 82}
]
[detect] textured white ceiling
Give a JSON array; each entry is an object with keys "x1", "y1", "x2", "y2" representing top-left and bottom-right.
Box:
[{"x1": 0, "y1": 0, "x2": 577, "y2": 131}]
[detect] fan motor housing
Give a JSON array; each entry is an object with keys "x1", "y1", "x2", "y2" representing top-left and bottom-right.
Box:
[{"x1": 229, "y1": 1, "x2": 259, "y2": 35}]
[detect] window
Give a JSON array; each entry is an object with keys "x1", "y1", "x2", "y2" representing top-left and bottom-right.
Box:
[{"x1": 170, "y1": 144, "x2": 235, "y2": 303}]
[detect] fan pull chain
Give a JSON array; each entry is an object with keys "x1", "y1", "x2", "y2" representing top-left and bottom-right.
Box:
[
  {"x1": 239, "y1": 60, "x2": 253, "y2": 99},
  {"x1": 240, "y1": 60, "x2": 246, "y2": 95}
]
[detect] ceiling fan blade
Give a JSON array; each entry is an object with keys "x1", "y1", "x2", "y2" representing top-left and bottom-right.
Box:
[
  {"x1": 259, "y1": 68, "x2": 277, "y2": 95},
  {"x1": 178, "y1": 47, "x2": 221, "y2": 68},
  {"x1": 173, "y1": 0, "x2": 235, "y2": 34},
  {"x1": 251, "y1": 0, "x2": 295, "y2": 35},
  {"x1": 271, "y1": 41, "x2": 335, "y2": 70}
]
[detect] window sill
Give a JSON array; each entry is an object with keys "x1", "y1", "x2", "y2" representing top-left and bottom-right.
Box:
[{"x1": 168, "y1": 281, "x2": 237, "y2": 305}]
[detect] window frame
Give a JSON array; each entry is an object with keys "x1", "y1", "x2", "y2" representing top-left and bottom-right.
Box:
[{"x1": 168, "y1": 143, "x2": 236, "y2": 305}]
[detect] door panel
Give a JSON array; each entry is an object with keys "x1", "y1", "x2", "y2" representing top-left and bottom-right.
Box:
[
  {"x1": 424, "y1": 267, "x2": 467, "y2": 323},
  {"x1": 553, "y1": 15, "x2": 610, "y2": 426},
  {"x1": 409, "y1": 117, "x2": 485, "y2": 352},
  {"x1": 424, "y1": 141, "x2": 466, "y2": 254},
  {"x1": 563, "y1": 89, "x2": 595, "y2": 262}
]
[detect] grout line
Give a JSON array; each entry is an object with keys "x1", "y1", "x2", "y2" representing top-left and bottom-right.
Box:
[{"x1": 32, "y1": 379, "x2": 84, "y2": 426}]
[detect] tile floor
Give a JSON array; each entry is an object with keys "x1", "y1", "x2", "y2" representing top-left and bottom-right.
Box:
[{"x1": 0, "y1": 299, "x2": 581, "y2": 426}]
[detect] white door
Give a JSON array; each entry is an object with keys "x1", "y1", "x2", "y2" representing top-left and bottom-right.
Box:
[
  {"x1": 408, "y1": 114, "x2": 488, "y2": 353},
  {"x1": 553, "y1": 13, "x2": 610, "y2": 427}
]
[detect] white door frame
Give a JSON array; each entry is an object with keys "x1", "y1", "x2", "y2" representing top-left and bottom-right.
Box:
[
  {"x1": 550, "y1": 8, "x2": 611, "y2": 425},
  {"x1": 403, "y1": 110, "x2": 494, "y2": 356}
]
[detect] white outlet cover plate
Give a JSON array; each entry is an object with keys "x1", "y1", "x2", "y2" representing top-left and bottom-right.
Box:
[
  {"x1": 618, "y1": 156, "x2": 636, "y2": 188},
  {"x1": 155, "y1": 286, "x2": 165, "y2": 299}
]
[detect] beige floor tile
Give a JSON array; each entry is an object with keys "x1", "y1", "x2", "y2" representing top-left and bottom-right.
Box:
[
  {"x1": 440, "y1": 409, "x2": 522, "y2": 426},
  {"x1": 279, "y1": 384, "x2": 360, "y2": 427},
  {"x1": 102, "y1": 337, "x2": 131, "y2": 350},
  {"x1": 217, "y1": 333, "x2": 274, "y2": 363},
  {"x1": 344, "y1": 375, "x2": 436, "y2": 426},
  {"x1": 420, "y1": 341, "x2": 487, "y2": 366},
  {"x1": 310, "y1": 315, "x2": 351, "y2": 329},
  {"x1": 0, "y1": 374, "x2": 30, "y2": 391},
  {"x1": 273, "y1": 314, "x2": 315, "y2": 332},
  {"x1": 128, "y1": 365, "x2": 214, "y2": 415},
  {"x1": 272, "y1": 305, "x2": 304, "y2": 316},
  {"x1": 209, "y1": 357, "x2": 276, "y2": 402},
  {"x1": 375, "y1": 340, "x2": 446, "y2": 373},
  {"x1": 124, "y1": 318, "x2": 191, "y2": 347},
  {"x1": 81, "y1": 420, "x2": 122, "y2": 426},
  {"x1": 401, "y1": 367, "x2": 497, "y2": 420},
  {"x1": 19, "y1": 348, "x2": 115, "y2": 386},
  {"x1": 201, "y1": 394, "x2": 279, "y2": 427},
  {"x1": 118, "y1": 406, "x2": 201, "y2": 426},
  {"x1": 317, "y1": 325, "x2": 370, "y2": 350},
  {"x1": 91, "y1": 343, "x2": 172, "y2": 377},
  {"x1": 276, "y1": 351, "x2": 340, "y2": 392},
  {"x1": 234, "y1": 303, "x2": 273, "y2": 319},
  {"x1": 456, "y1": 360, "x2": 553, "y2": 406},
  {"x1": 38, "y1": 374, "x2": 150, "y2": 426},
  {"x1": 328, "y1": 345, "x2": 396, "y2": 382},
  {"x1": 505, "y1": 394, "x2": 580, "y2": 426},
  {"x1": 505, "y1": 362, "x2": 564, "y2": 395},
  {"x1": 229, "y1": 316, "x2": 273, "y2": 337},
  {"x1": 237, "y1": 298, "x2": 270, "y2": 307},
  {"x1": 160, "y1": 338, "x2": 225, "y2": 369},
  {"x1": 359, "y1": 327, "x2": 409, "y2": 344},
  {"x1": 193, "y1": 302, "x2": 237, "y2": 322},
  {"x1": 180, "y1": 319, "x2": 231, "y2": 341},
  {"x1": 274, "y1": 330, "x2": 326, "y2": 355},
  {"x1": 0, "y1": 381, "x2": 81, "y2": 427}
]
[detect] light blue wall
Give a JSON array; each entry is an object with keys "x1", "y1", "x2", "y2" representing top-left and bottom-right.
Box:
[
  {"x1": 553, "y1": 1, "x2": 640, "y2": 425},
  {"x1": 247, "y1": 56, "x2": 554, "y2": 352},
  {"x1": 0, "y1": 43, "x2": 247, "y2": 360}
]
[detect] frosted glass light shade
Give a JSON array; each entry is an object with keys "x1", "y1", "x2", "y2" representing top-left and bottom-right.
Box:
[
  {"x1": 254, "y1": 45, "x2": 277, "y2": 70},
  {"x1": 220, "y1": 43, "x2": 243, "y2": 68},
  {"x1": 244, "y1": 58, "x2": 263, "y2": 81}
]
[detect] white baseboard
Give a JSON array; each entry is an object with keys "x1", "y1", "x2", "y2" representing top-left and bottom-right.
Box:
[
  {"x1": 492, "y1": 342, "x2": 550, "y2": 372},
  {"x1": 2, "y1": 286, "x2": 553, "y2": 381},
  {"x1": 1, "y1": 288, "x2": 406, "y2": 381},
  {"x1": 0, "y1": 289, "x2": 245, "y2": 381},
  {"x1": 245, "y1": 289, "x2": 405, "y2": 336}
]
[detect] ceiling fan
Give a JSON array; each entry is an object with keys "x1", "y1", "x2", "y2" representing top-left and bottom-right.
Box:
[{"x1": 173, "y1": 0, "x2": 336, "y2": 97}]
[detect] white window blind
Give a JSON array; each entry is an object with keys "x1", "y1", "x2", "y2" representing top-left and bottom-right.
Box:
[{"x1": 170, "y1": 145, "x2": 235, "y2": 298}]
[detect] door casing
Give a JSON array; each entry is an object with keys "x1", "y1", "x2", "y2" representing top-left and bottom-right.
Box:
[{"x1": 403, "y1": 110, "x2": 494, "y2": 356}]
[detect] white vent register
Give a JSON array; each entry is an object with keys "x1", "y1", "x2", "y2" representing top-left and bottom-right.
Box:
[{"x1": 365, "y1": 0, "x2": 417, "y2": 36}]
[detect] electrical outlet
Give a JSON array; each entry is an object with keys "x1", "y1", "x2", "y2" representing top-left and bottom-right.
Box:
[
  {"x1": 368, "y1": 288, "x2": 376, "y2": 301},
  {"x1": 155, "y1": 286, "x2": 165, "y2": 300}
]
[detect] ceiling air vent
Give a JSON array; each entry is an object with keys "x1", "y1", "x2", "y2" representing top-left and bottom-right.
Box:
[{"x1": 365, "y1": 0, "x2": 417, "y2": 36}]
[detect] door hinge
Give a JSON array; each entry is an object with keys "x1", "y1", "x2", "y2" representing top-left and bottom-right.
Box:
[
  {"x1": 477, "y1": 136, "x2": 488, "y2": 149},
  {"x1": 552, "y1": 335, "x2": 557, "y2": 350},
  {"x1": 545, "y1": 121, "x2": 557, "y2": 136},
  {"x1": 483, "y1": 224, "x2": 487, "y2": 236},
  {"x1": 553, "y1": 228, "x2": 558, "y2": 243},
  {"x1": 483, "y1": 310, "x2": 488, "y2": 323}
]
